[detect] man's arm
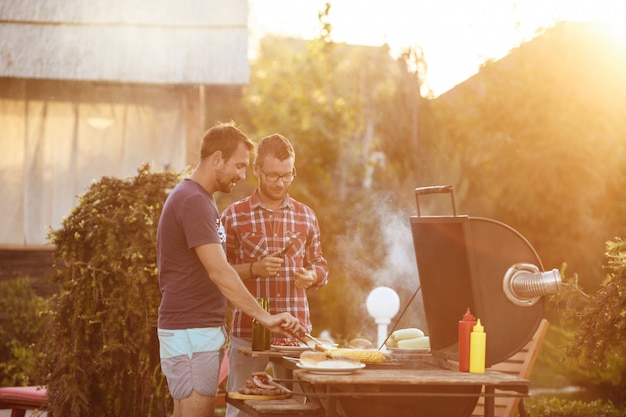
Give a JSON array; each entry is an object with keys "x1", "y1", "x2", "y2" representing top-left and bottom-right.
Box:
[
  {"x1": 304, "y1": 216, "x2": 329, "y2": 289},
  {"x1": 194, "y1": 243, "x2": 304, "y2": 335}
]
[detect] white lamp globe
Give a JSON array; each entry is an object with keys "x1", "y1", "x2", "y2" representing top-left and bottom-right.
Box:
[{"x1": 366, "y1": 286, "x2": 400, "y2": 322}]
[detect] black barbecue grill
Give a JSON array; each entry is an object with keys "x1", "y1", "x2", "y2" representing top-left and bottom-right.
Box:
[
  {"x1": 411, "y1": 185, "x2": 561, "y2": 367},
  {"x1": 290, "y1": 185, "x2": 562, "y2": 417}
]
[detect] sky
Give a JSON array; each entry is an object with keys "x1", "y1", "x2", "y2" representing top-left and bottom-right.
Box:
[{"x1": 248, "y1": 0, "x2": 626, "y2": 96}]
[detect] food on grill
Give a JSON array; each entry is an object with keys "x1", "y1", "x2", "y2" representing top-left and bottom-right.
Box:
[
  {"x1": 237, "y1": 372, "x2": 287, "y2": 396},
  {"x1": 314, "y1": 337, "x2": 336, "y2": 347},
  {"x1": 314, "y1": 341, "x2": 336, "y2": 352},
  {"x1": 272, "y1": 339, "x2": 304, "y2": 347},
  {"x1": 397, "y1": 336, "x2": 430, "y2": 349},
  {"x1": 386, "y1": 328, "x2": 428, "y2": 348},
  {"x1": 348, "y1": 338, "x2": 374, "y2": 349},
  {"x1": 392, "y1": 328, "x2": 425, "y2": 340},
  {"x1": 299, "y1": 351, "x2": 328, "y2": 366},
  {"x1": 326, "y1": 348, "x2": 387, "y2": 363}
]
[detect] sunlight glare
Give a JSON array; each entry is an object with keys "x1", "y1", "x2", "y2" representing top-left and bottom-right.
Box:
[
  {"x1": 248, "y1": 0, "x2": 626, "y2": 95},
  {"x1": 602, "y1": 17, "x2": 626, "y2": 51},
  {"x1": 565, "y1": 0, "x2": 626, "y2": 39}
]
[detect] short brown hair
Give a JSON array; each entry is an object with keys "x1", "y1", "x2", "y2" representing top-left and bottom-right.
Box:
[
  {"x1": 255, "y1": 134, "x2": 295, "y2": 165},
  {"x1": 200, "y1": 121, "x2": 255, "y2": 161}
]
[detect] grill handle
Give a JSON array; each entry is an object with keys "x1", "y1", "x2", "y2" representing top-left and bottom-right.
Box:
[{"x1": 415, "y1": 185, "x2": 457, "y2": 217}]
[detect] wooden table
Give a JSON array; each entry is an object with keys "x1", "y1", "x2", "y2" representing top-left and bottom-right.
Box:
[
  {"x1": 293, "y1": 368, "x2": 529, "y2": 417},
  {"x1": 228, "y1": 349, "x2": 528, "y2": 417}
]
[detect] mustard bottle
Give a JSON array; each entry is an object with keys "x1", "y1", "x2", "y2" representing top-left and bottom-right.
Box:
[{"x1": 469, "y1": 319, "x2": 486, "y2": 374}]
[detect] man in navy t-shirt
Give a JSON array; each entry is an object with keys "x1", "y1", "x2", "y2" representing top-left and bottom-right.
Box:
[{"x1": 156, "y1": 122, "x2": 305, "y2": 417}]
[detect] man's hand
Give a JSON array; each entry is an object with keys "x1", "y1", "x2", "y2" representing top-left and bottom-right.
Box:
[
  {"x1": 254, "y1": 252, "x2": 284, "y2": 277},
  {"x1": 295, "y1": 267, "x2": 317, "y2": 289},
  {"x1": 259, "y1": 312, "x2": 305, "y2": 337}
]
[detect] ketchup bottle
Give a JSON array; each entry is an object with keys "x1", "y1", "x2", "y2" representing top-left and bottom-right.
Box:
[{"x1": 458, "y1": 308, "x2": 476, "y2": 372}]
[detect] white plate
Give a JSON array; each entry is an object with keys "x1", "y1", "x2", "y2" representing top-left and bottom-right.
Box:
[
  {"x1": 270, "y1": 344, "x2": 311, "y2": 352},
  {"x1": 388, "y1": 347, "x2": 431, "y2": 353},
  {"x1": 296, "y1": 362, "x2": 366, "y2": 374}
]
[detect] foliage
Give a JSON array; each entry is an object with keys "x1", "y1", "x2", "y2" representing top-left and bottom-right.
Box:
[
  {"x1": 561, "y1": 238, "x2": 626, "y2": 404},
  {"x1": 34, "y1": 164, "x2": 181, "y2": 417},
  {"x1": 525, "y1": 396, "x2": 626, "y2": 417},
  {"x1": 426, "y1": 22, "x2": 626, "y2": 406},
  {"x1": 232, "y1": 3, "x2": 431, "y2": 338},
  {"x1": 428, "y1": 23, "x2": 626, "y2": 293},
  {"x1": 0, "y1": 276, "x2": 48, "y2": 386},
  {"x1": 534, "y1": 238, "x2": 626, "y2": 406},
  {"x1": 569, "y1": 238, "x2": 626, "y2": 365},
  {"x1": 532, "y1": 322, "x2": 585, "y2": 388}
]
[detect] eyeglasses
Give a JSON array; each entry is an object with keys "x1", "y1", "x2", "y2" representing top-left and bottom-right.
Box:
[{"x1": 259, "y1": 167, "x2": 297, "y2": 183}]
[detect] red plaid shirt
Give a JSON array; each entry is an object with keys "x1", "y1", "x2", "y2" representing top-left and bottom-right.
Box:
[{"x1": 221, "y1": 190, "x2": 329, "y2": 340}]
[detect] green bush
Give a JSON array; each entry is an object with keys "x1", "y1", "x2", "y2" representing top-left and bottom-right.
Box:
[
  {"x1": 550, "y1": 238, "x2": 626, "y2": 406},
  {"x1": 34, "y1": 164, "x2": 181, "y2": 417},
  {"x1": 525, "y1": 396, "x2": 626, "y2": 417},
  {"x1": 0, "y1": 276, "x2": 47, "y2": 386}
]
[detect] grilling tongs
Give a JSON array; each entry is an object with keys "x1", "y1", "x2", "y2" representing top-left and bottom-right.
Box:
[{"x1": 279, "y1": 239, "x2": 294, "y2": 257}]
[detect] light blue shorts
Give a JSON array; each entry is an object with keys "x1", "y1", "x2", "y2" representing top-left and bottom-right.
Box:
[{"x1": 157, "y1": 327, "x2": 226, "y2": 400}]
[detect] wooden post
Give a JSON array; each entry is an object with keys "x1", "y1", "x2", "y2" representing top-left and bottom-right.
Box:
[{"x1": 184, "y1": 85, "x2": 205, "y2": 167}]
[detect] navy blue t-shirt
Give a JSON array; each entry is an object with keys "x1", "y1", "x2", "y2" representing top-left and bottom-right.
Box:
[{"x1": 157, "y1": 179, "x2": 227, "y2": 329}]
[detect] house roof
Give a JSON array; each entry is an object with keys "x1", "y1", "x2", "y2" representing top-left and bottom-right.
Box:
[{"x1": 0, "y1": 0, "x2": 249, "y2": 85}]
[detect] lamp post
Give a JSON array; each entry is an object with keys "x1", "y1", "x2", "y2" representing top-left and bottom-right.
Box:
[{"x1": 366, "y1": 286, "x2": 400, "y2": 349}]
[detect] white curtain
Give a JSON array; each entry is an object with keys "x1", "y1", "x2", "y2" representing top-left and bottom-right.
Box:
[{"x1": 0, "y1": 80, "x2": 186, "y2": 246}]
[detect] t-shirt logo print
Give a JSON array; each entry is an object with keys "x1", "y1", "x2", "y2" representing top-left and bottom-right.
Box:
[{"x1": 216, "y1": 219, "x2": 226, "y2": 243}]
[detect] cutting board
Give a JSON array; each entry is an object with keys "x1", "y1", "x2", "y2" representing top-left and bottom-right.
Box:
[{"x1": 227, "y1": 391, "x2": 291, "y2": 400}]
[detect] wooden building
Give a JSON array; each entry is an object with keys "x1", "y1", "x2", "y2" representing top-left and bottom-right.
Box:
[{"x1": 0, "y1": 0, "x2": 249, "y2": 280}]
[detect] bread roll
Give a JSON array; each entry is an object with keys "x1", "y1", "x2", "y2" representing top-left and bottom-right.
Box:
[
  {"x1": 391, "y1": 328, "x2": 425, "y2": 340},
  {"x1": 299, "y1": 351, "x2": 327, "y2": 366},
  {"x1": 385, "y1": 337, "x2": 398, "y2": 348},
  {"x1": 349, "y1": 338, "x2": 374, "y2": 349},
  {"x1": 397, "y1": 336, "x2": 430, "y2": 349}
]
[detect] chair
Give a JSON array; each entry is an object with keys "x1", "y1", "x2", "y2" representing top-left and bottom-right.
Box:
[
  {"x1": 471, "y1": 319, "x2": 550, "y2": 417},
  {"x1": 0, "y1": 386, "x2": 49, "y2": 417}
]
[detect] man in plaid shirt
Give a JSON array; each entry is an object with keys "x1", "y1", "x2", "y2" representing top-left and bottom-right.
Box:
[{"x1": 221, "y1": 134, "x2": 328, "y2": 416}]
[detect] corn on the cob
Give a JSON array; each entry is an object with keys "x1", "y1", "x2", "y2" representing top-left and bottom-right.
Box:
[{"x1": 326, "y1": 348, "x2": 387, "y2": 363}]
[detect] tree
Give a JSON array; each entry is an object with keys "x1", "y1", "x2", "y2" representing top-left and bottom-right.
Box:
[
  {"x1": 564, "y1": 238, "x2": 626, "y2": 405},
  {"x1": 35, "y1": 164, "x2": 181, "y2": 417},
  {"x1": 425, "y1": 22, "x2": 626, "y2": 402},
  {"x1": 233, "y1": 3, "x2": 432, "y2": 341},
  {"x1": 0, "y1": 277, "x2": 47, "y2": 386},
  {"x1": 428, "y1": 22, "x2": 626, "y2": 293}
]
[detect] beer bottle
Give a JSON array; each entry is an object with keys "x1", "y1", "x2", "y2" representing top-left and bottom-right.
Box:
[{"x1": 251, "y1": 298, "x2": 267, "y2": 351}]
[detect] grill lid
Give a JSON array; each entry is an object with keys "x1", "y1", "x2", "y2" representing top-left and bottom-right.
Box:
[{"x1": 410, "y1": 186, "x2": 560, "y2": 366}]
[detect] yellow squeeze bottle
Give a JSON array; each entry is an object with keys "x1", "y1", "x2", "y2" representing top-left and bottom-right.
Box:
[{"x1": 469, "y1": 319, "x2": 486, "y2": 374}]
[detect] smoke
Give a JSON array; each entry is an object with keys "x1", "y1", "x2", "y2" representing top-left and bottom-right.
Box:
[
  {"x1": 370, "y1": 204, "x2": 419, "y2": 289},
  {"x1": 369, "y1": 199, "x2": 427, "y2": 331},
  {"x1": 332, "y1": 194, "x2": 428, "y2": 337}
]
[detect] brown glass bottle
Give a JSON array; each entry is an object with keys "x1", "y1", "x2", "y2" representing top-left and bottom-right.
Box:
[{"x1": 252, "y1": 298, "x2": 270, "y2": 351}]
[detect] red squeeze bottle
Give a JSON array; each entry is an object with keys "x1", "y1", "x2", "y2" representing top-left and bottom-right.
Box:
[{"x1": 459, "y1": 307, "x2": 476, "y2": 372}]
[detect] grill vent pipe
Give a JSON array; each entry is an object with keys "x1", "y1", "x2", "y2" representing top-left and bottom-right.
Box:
[{"x1": 503, "y1": 263, "x2": 562, "y2": 306}]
